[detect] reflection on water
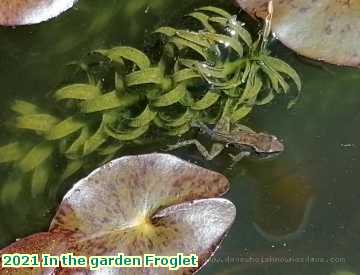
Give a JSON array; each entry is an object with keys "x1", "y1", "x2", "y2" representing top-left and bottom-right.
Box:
[{"x1": 0, "y1": 0, "x2": 359, "y2": 275}]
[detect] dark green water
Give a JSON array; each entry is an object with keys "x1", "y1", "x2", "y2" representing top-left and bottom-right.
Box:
[{"x1": 0, "y1": 0, "x2": 359, "y2": 274}]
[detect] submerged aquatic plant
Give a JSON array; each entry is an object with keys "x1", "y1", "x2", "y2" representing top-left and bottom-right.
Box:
[
  {"x1": 0, "y1": 153, "x2": 236, "y2": 274},
  {"x1": 0, "y1": 5, "x2": 300, "y2": 202}
]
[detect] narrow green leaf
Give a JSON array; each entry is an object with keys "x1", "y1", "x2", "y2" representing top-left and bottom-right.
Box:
[
  {"x1": 46, "y1": 116, "x2": 85, "y2": 140},
  {"x1": 187, "y1": 12, "x2": 215, "y2": 32},
  {"x1": 54, "y1": 84, "x2": 101, "y2": 101},
  {"x1": 170, "y1": 37, "x2": 208, "y2": 59},
  {"x1": 203, "y1": 33, "x2": 243, "y2": 57},
  {"x1": 0, "y1": 142, "x2": 29, "y2": 164},
  {"x1": 196, "y1": 6, "x2": 232, "y2": 19},
  {"x1": 158, "y1": 109, "x2": 194, "y2": 127},
  {"x1": 98, "y1": 144, "x2": 123, "y2": 156},
  {"x1": 128, "y1": 105, "x2": 157, "y2": 127},
  {"x1": 166, "y1": 123, "x2": 191, "y2": 136},
  {"x1": 83, "y1": 121, "x2": 108, "y2": 156},
  {"x1": 176, "y1": 30, "x2": 211, "y2": 48},
  {"x1": 65, "y1": 126, "x2": 90, "y2": 158},
  {"x1": 96, "y1": 47, "x2": 151, "y2": 70},
  {"x1": 256, "y1": 89, "x2": 275, "y2": 105},
  {"x1": 80, "y1": 91, "x2": 140, "y2": 113},
  {"x1": 126, "y1": 67, "x2": 163, "y2": 86},
  {"x1": 179, "y1": 89, "x2": 195, "y2": 107},
  {"x1": 105, "y1": 124, "x2": 149, "y2": 141},
  {"x1": 11, "y1": 100, "x2": 40, "y2": 115},
  {"x1": 18, "y1": 142, "x2": 53, "y2": 173},
  {"x1": 173, "y1": 68, "x2": 201, "y2": 83},
  {"x1": 209, "y1": 16, "x2": 253, "y2": 48},
  {"x1": 231, "y1": 104, "x2": 253, "y2": 123},
  {"x1": 31, "y1": 161, "x2": 51, "y2": 197},
  {"x1": 15, "y1": 114, "x2": 59, "y2": 132},
  {"x1": 262, "y1": 55, "x2": 302, "y2": 91},
  {"x1": 1, "y1": 174, "x2": 23, "y2": 205},
  {"x1": 154, "y1": 26, "x2": 177, "y2": 37},
  {"x1": 191, "y1": 91, "x2": 220, "y2": 110},
  {"x1": 60, "y1": 159, "x2": 83, "y2": 181},
  {"x1": 240, "y1": 74, "x2": 263, "y2": 102},
  {"x1": 151, "y1": 84, "x2": 187, "y2": 107}
]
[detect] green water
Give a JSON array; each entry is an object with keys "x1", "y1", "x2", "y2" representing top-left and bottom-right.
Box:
[{"x1": 0, "y1": 0, "x2": 359, "y2": 274}]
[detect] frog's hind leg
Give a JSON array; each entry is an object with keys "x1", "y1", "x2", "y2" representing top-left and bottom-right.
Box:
[
  {"x1": 166, "y1": 140, "x2": 224, "y2": 160},
  {"x1": 229, "y1": 151, "x2": 251, "y2": 168}
]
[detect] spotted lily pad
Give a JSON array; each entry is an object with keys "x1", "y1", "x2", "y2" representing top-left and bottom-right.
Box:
[
  {"x1": 0, "y1": 0, "x2": 77, "y2": 26},
  {"x1": 0, "y1": 154, "x2": 236, "y2": 274},
  {"x1": 235, "y1": 0, "x2": 360, "y2": 67}
]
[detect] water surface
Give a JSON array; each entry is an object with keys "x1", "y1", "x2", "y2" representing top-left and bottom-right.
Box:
[{"x1": 0, "y1": 1, "x2": 359, "y2": 274}]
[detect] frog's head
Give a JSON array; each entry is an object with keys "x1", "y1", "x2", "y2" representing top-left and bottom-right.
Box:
[
  {"x1": 255, "y1": 133, "x2": 285, "y2": 154},
  {"x1": 268, "y1": 135, "x2": 285, "y2": 153}
]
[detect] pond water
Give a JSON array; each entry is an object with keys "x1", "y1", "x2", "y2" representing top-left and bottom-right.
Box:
[{"x1": 0, "y1": 0, "x2": 359, "y2": 274}]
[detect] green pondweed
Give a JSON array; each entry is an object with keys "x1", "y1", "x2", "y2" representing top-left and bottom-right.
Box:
[{"x1": 0, "y1": 6, "x2": 301, "y2": 202}]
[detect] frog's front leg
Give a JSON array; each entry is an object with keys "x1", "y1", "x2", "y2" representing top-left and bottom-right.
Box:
[
  {"x1": 166, "y1": 139, "x2": 224, "y2": 160},
  {"x1": 229, "y1": 151, "x2": 251, "y2": 168}
]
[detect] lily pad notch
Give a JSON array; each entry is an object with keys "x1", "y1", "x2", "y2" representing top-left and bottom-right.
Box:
[{"x1": 0, "y1": 153, "x2": 236, "y2": 274}]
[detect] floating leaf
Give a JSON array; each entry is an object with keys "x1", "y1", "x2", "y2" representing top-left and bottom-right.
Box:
[
  {"x1": 53, "y1": 84, "x2": 101, "y2": 101},
  {"x1": 0, "y1": 154, "x2": 235, "y2": 274},
  {"x1": 18, "y1": 142, "x2": 53, "y2": 173},
  {"x1": 0, "y1": 0, "x2": 77, "y2": 26},
  {"x1": 234, "y1": 0, "x2": 360, "y2": 67},
  {"x1": 46, "y1": 116, "x2": 85, "y2": 140},
  {"x1": 96, "y1": 47, "x2": 151, "y2": 69},
  {"x1": 15, "y1": 114, "x2": 59, "y2": 132},
  {"x1": 80, "y1": 91, "x2": 140, "y2": 113},
  {"x1": 11, "y1": 100, "x2": 40, "y2": 115}
]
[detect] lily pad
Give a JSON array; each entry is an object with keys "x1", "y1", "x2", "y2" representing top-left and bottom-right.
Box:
[
  {"x1": 0, "y1": 154, "x2": 236, "y2": 274},
  {"x1": 235, "y1": 0, "x2": 360, "y2": 67},
  {"x1": 0, "y1": 0, "x2": 77, "y2": 26}
]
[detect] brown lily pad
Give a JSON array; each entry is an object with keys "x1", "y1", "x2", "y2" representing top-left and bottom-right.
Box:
[
  {"x1": 0, "y1": 0, "x2": 77, "y2": 26},
  {"x1": 235, "y1": 0, "x2": 360, "y2": 67},
  {"x1": 0, "y1": 153, "x2": 236, "y2": 274}
]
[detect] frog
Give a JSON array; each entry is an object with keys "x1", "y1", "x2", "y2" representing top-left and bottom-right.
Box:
[{"x1": 166, "y1": 116, "x2": 284, "y2": 166}]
